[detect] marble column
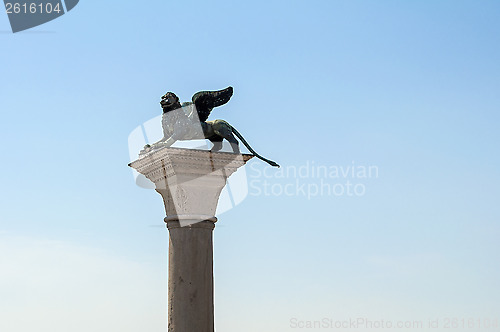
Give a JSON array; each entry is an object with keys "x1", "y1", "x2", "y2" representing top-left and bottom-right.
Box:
[{"x1": 129, "y1": 147, "x2": 252, "y2": 332}]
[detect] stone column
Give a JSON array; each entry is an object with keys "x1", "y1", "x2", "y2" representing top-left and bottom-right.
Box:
[{"x1": 129, "y1": 147, "x2": 252, "y2": 332}]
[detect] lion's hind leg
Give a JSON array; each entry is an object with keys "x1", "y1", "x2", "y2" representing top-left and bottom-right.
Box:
[
  {"x1": 209, "y1": 137, "x2": 223, "y2": 152},
  {"x1": 211, "y1": 120, "x2": 240, "y2": 153}
]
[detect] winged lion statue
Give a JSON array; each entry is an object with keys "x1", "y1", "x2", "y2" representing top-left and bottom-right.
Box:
[{"x1": 143, "y1": 86, "x2": 279, "y2": 168}]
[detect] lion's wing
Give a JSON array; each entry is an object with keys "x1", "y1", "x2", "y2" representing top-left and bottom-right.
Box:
[{"x1": 191, "y1": 86, "x2": 233, "y2": 122}]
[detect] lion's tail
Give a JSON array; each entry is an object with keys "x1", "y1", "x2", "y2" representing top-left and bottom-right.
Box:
[{"x1": 230, "y1": 125, "x2": 280, "y2": 168}]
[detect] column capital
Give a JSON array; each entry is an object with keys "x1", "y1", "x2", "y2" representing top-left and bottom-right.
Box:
[{"x1": 129, "y1": 147, "x2": 253, "y2": 225}]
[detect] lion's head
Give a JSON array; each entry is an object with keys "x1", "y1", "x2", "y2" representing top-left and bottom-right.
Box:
[{"x1": 160, "y1": 92, "x2": 181, "y2": 113}]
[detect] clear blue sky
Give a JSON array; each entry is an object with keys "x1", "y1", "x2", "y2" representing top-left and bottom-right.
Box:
[{"x1": 1, "y1": 1, "x2": 500, "y2": 331}]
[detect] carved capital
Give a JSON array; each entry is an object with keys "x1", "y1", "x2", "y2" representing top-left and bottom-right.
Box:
[{"x1": 129, "y1": 147, "x2": 253, "y2": 226}]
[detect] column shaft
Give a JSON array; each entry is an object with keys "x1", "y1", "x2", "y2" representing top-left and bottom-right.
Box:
[{"x1": 167, "y1": 221, "x2": 215, "y2": 332}]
